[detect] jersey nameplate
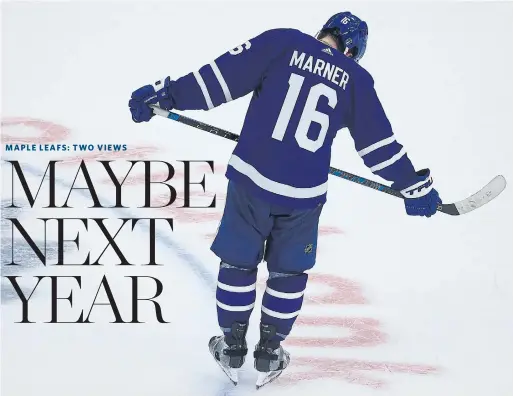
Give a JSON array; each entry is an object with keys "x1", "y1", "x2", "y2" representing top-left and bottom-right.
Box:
[{"x1": 289, "y1": 50, "x2": 350, "y2": 90}]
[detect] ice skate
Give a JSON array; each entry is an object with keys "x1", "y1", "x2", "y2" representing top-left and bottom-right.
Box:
[
  {"x1": 208, "y1": 322, "x2": 248, "y2": 385},
  {"x1": 253, "y1": 323, "x2": 290, "y2": 389}
]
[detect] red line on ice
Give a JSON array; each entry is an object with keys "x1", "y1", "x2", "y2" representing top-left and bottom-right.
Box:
[
  {"x1": 304, "y1": 273, "x2": 367, "y2": 305},
  {"x1": 287, "y1": 316, "x2": 386, "y2": 348},
  {"x1": 2, "y1": 117, "x2": 70, "y2": 144},
  {"x1": 276, "y1": 357, "x2": 438, "y2": 389}
]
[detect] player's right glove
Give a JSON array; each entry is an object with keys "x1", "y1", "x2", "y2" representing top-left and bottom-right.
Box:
[
  {"x1": 129, "y1": 77, "x2": 174, "y2": 123},
  {"x1": 392, "y1": 169, "x2": 442, "y2": 217}
]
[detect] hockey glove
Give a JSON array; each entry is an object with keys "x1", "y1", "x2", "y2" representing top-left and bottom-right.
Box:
[
  {"x1": 392, "y1": 169, "x2": 442, "y2": 217},
  {"x1": 129, "y1": 77, "x2": 173, "y2": 123}
]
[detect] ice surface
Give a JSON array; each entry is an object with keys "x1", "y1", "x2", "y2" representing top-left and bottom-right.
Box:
[{"x1": 2, "y1": 2, "x2": 513, "y2": 396}]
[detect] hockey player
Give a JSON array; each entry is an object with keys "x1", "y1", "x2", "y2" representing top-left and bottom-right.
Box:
[{"x1": 129, "y1": 12, "x2": 442, "y2": 389}]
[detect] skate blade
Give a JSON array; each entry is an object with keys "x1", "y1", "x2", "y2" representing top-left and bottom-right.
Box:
[
  {"x1": 255, "y1": 370, "x2": 283, "y2": 390},
  {"x1": 214, "y1": 359, "x2": 239, "y2": 385},
  {"x1": 209, "y1": 337, "x2": 239, "y2": 385}
]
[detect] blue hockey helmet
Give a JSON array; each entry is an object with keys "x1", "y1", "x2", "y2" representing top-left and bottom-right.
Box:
[{"x1": 317, "y1": 12, "x2": 368, "y2": 62}]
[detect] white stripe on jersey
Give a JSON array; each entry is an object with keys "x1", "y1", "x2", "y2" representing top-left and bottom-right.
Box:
[
  {"x1": 228, "y1": 154, "x2": 328, "y2": 198},
  {"x1": 216, "y1": 300, "x2": 255, "y2": 312},
  {"x1": 261, "y1": 305, "x2": 301, "y2": 319},
  {"x1": 265, "y1": 286, "x2": 304, "y2": 299},
  {"x1": 217, "y1": 281, "x2": 257, "y2": 293},
  {"x1": 193, "y1": 71, "x2": 214, "y2": 110},
  {"x1": 370, "y1": 148, "x2": 406, "y2": 172},
  {"x1": 210, "y1": 61, "x2": 233, "y2": 103},
  {"x1": 358, "y1": 136, "x2": 396, "y2": 157}
]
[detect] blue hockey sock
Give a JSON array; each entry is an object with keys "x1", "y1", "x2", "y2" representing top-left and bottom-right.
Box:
[
  {"x1": 260, "y1": 272, "x2": 308, "y2": 346},
  {"x1": 216, "y1": 262, "x2": 257, "y2": 339}
]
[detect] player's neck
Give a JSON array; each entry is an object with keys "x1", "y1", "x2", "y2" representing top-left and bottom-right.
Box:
[{"x1": 319, "y1": 35, "x2": 338, "y2": 50}]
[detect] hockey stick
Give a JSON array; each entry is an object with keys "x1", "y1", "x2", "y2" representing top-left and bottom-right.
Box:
[{"x1": 150, "y1": 105, "x2": 506, "y2": 216}]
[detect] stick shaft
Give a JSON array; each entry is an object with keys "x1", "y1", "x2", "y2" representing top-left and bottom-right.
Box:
[
  {"x1": 151, "y1": 106, "x2": 402, "y2": 194},
  {"x1": 149, "y1": 105, "x2": 456, "y2": 213}
]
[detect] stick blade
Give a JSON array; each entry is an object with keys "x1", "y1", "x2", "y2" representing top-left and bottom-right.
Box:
[{"x1": 441, "y1": 175, "x2": 507, "y2": 215}]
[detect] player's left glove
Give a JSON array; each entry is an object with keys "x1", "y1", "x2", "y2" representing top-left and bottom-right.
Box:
[
  {"x1": 129, "y1": 77, "x2": 174, "y2": 123},
  {"x1": 392, "y1": 169, "x2": 442, "y2": 217}
]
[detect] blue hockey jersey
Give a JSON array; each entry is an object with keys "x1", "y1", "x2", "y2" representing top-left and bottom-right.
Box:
[{"x1": 167, "y1": 28, "x2": 418, "y2": 208}]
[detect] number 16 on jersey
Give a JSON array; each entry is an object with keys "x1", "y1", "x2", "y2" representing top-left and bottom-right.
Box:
[{"x1": 272, "y1": 73, "x2": 338, "y2": 153}]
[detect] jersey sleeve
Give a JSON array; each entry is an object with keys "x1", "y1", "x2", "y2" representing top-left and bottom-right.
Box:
[
  {"x1": 168, "y1": 29, "x2": 294, "y2": 111},
  {"x1": 347, "y1": 70, "x2": 418, "y2": 185}
]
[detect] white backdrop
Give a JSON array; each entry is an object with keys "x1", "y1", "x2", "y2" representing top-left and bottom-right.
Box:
[{"x1": 2, "y1": 2, "x2": 513, "y2": 396}]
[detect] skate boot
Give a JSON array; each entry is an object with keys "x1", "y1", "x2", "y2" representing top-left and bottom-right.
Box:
[
  {"x1": 208, "y1": 322, "x2": 248, "y2": 385},
  {"x1": 253, "y1": 323, "x2": 290, "y2": 389}
]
